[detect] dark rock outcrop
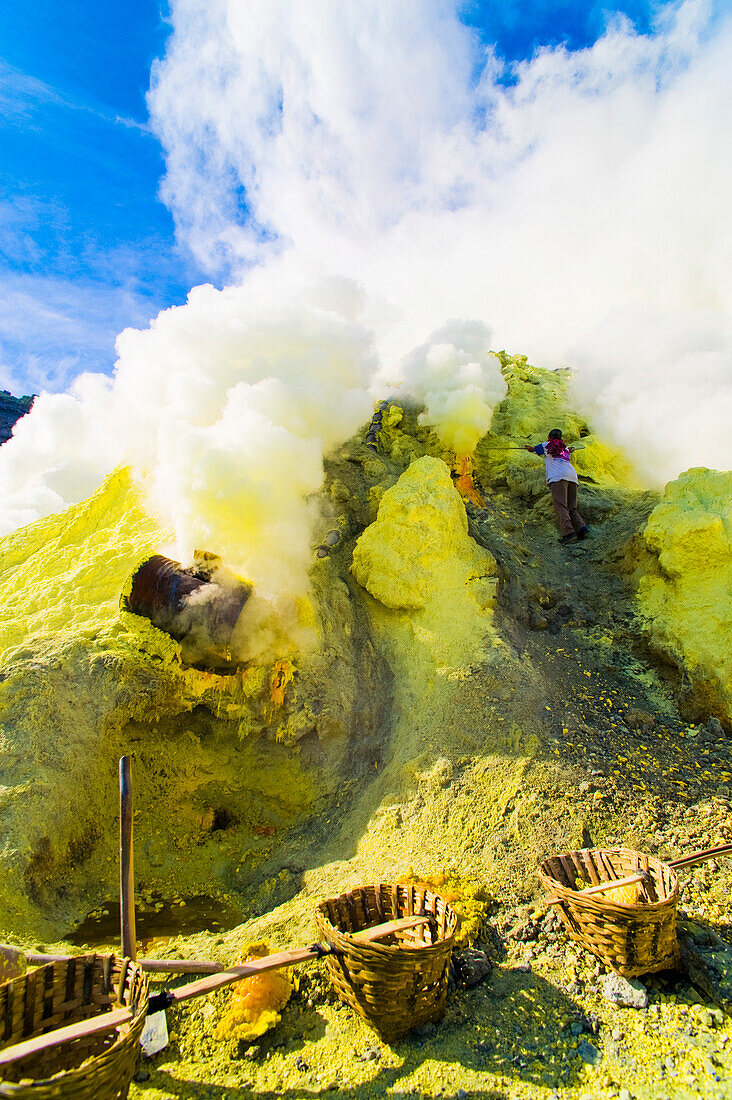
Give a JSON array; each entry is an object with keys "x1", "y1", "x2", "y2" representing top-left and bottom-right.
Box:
[{"x1": 0, "y1": 390, "x2": 34, "y2": 445}]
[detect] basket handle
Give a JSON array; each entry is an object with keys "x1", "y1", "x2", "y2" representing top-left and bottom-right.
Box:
[
  {"x1": 147, "y1": 914, "x2": 431, "y2": 1011},
  {"x1": 668, "y1": 843, "x2": 732, "y2": 870},
  {"x1": 0, "y1": 1008, "x2": 133, "y2": 1068},
  {"x1": 544, "y1": 870, "x2": 650, "y2": 905}
]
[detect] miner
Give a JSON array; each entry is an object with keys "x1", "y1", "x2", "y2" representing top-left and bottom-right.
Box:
[{"x1": 525, "y1": 429, "x2": 589, "y2": 543}]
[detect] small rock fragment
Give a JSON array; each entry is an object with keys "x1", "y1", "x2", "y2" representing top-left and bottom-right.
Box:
[
  {"x1": 577, "y1": 1039, "x2": 601, "y2": 1065},
  {"x1": 452, "y1": 948, "x2": 493, "y2": 988},
  {"x1": 600, "y1": 973, "x2": 648, "y2": 1008}
]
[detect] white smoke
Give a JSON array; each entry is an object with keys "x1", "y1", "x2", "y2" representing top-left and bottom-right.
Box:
[
  {"x1": 0, "y1": 277, "x2": 375, "y2": 654},
  {"x1": 3, "y1": 0, "x2": 732, "y2": 574},
  {"x1": 146, "y1": 0, "x2": 732, "y2": 484},
  {"x1": 398, "y1": 321, "x2": 507, "y2": 455},
  {"x1": 570, "y1": 305, "x2": 732, "y2": 487}
]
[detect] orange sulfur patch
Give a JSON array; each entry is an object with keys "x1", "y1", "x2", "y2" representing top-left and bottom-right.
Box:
[
  {"x1": 214, "y1": 942, "x2": 292, "y2": 1042},
  {"x1": 270, "y1": 660, "x2": 293, "y2": 708},
  {"x1": 454, "y1": 454, "x2": 484, "y2": 507}
]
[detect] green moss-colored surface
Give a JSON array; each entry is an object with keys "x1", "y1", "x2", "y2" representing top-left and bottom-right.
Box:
[{"x1": 476, "y1": 353, "x2": 636, "y2": 498}]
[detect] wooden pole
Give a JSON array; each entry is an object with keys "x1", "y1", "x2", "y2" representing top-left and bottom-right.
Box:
[
  {"x1": 119, "y1": 756, "x2": 137, "y2": 961},
  {"x1": 24, "y1": 915, "x2": 430, "y2": 979},
  {"x1": 23, "y1": 952, "x2": 224, "y2": 975},
  {"x1": 0, "y1": 1008, "x2": 133, "y2": 1067},
  {"x1": 545, "y1": 871, "x2": 649, "y2": 905},
  {"x1": 669, "y1": 843, "x2": 732, "y2": 870},
  {"x1": 147, "y1": 915, "x2": 431, "y2": 1011}
]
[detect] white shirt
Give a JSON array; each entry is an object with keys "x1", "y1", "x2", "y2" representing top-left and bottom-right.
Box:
[{"x1": 534, "y1": 442, "x2": 578, "y2": 485}]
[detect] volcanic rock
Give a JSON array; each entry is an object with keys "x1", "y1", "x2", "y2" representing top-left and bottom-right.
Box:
[
  {"x1": 600, "y1": 973, "x2": 649, "y2": 1008},
  {"x1": 637, "y1": 468, "x2": 732, "y2": 725},
  {"x1": 0, "y1": 389, "x2": 33, "y2": 446}
]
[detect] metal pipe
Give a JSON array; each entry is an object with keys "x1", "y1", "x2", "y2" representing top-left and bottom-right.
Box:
[{"x1": 124, "y1": 553, "x2": 251, "y2": 662}]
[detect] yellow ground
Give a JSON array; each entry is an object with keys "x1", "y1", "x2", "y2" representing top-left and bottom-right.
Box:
[{"x1": 1, "y1": 353, "x2": 731, "y2": 1098}]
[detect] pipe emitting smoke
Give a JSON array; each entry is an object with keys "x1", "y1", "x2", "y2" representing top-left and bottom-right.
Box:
[{"x1": 125, "y1": 552, "x2": 252, "y2": 667}]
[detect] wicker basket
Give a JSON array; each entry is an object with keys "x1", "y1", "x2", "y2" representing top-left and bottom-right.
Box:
[
  {"x1": 539, "y1": 847, "x2": 680, "y2": 977},
  {"x1": 0, "y1": 955, "x2": 148, "y2": 1099},
  {"x1": 315, "y1": 883, "x2": 457, "y2": 1042}
]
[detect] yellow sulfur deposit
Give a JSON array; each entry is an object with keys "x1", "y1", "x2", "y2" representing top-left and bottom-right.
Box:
[
  {"x1": 214, "y1": 943, "x2": 292, "y2": 1042},
  {"x1": 599, "y1": 881, "x2": 646, "y2": 906},
  {"x1": 351, "y1": 456, "x2": 496, "y2": 615},
  {"x1": 0, "y1": 466, "x2": 166, "y2": 660},
  {"x1": 399, "y1": 870, "x2": 492, "y2": 946},
  {"x1": 637, "y1": 467, "x2": 732, "y2": 723},
  {"x1": 0, "y1": 463, "x2": 382, "y2": 940}
]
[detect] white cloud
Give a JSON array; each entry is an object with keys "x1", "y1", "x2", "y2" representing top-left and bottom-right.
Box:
[
  {"x1": 0, "y1": 275, "x2": 376, "y2": 656},
  {"x1": 146, "y1": 0, "x2": 732, "y2": 484},
  {"x1": 3, "y1": 0, "x2": 732, "y2": 633}
]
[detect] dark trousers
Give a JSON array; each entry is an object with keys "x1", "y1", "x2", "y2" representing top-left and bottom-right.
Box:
[{"x1": 549, "y1": 480, "x2": 586, "y2": 537}]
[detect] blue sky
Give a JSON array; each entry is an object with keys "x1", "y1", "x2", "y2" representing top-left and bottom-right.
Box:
[{"x1": 0, "y1": 1, "x2": 693, "y2": 395}]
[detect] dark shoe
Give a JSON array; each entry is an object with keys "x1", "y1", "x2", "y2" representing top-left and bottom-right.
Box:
[
  {"x1": 576, "y1": 526, "x2": 590, "y2": 540},
  {"x1": 558, "y1": 533, "x2": 576, "y2": 544}
]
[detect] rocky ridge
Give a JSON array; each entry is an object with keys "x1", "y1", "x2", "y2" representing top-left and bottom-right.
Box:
[
  {"x1": 0, "y1": 390, "x2": 33, "y2": 446},
  {"x1": 0, "y1": 356, "x2": 730, "y2": 1099}
]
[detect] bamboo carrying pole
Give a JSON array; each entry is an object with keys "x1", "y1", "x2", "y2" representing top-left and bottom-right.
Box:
[
  {"x1": 0, "y1": 762, "x2": 439, "y2": 1069},
  {"x1": 146, "y1": 915, "x2": 432, "y2": 1012},
  {"x1": 0, "y1": 1008, "x2": 134, "y2": 1068},
  {"x1": 119, "y1": 756, "x2": 136, "y2": 961},
  {"x1": 545, "y1": 870, "x2": 649, "y2": 904},
  {"x1": 17, "y1": 916, "x2": 432, "y2": 996},
  {"x1": 544, "y1": 843, "x2": 732, "y2": 906},
  {"x1": 21, "y1": 952, "x2": 225, "y2": 976},
  {"x1": 668, "y1": 843, "x2": 732, "y2": 870},
  {"x1": 0, "y1": 915, "x2": 432, "y2": 1067}
]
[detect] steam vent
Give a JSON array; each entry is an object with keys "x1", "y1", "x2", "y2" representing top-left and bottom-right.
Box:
[
  {"x1": 125, "y1": 552, "x2": 251, "y2": 668},
  {"x1": 1, "y1": 356, "x2": 732, "y2": 1097}
]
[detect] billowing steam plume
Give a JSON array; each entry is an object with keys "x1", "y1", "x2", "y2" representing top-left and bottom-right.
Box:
[
  {"x1": 397, "y1": 321, "x2": 506, "y2": 503},
  {"x1": 2, "y1": 0, "x2": 732, "y2": 607},
  {"x1": 0, "y1": 276, "x2": 375, "y2": 658},
  {"x1": 398, "y1": 322, "x2": 506, "y2": 457},
  {"x1": 147, "y1": 0, "x2": 732, "y2": 486}
]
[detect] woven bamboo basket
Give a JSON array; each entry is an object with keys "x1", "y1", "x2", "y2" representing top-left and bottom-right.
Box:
[
  {"x1": 539, "y1": 847, "x2": 679, "y2": 977},
  {"x1": 0, "y1": 955, "x2": 148, "y2": 1099},
  {"x1": 315, "y1": 883, "x2": 457, "y2": 1042}
]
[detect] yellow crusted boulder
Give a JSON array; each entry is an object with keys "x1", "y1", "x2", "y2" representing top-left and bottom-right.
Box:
[
  {"x1": 351, "y1": 456, "x2": 496, "y2": 611},
  {"x1": 638, "y1": 467, "x2": 732, "y2": 724}
]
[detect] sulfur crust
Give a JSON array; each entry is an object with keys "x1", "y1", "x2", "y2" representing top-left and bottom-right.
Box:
[
  {"x1": 0, "y1": 466, "x2": 168, "y2": 660},
  {"x1": 638, "y1": 467, "x2": 732, "y2": 724},
  {"x1": 0, "y1": 465, "x2": 362, "y2": 939},
  {"x1": 351, "y1": 455, "x2": 497, "y2": 618}
]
